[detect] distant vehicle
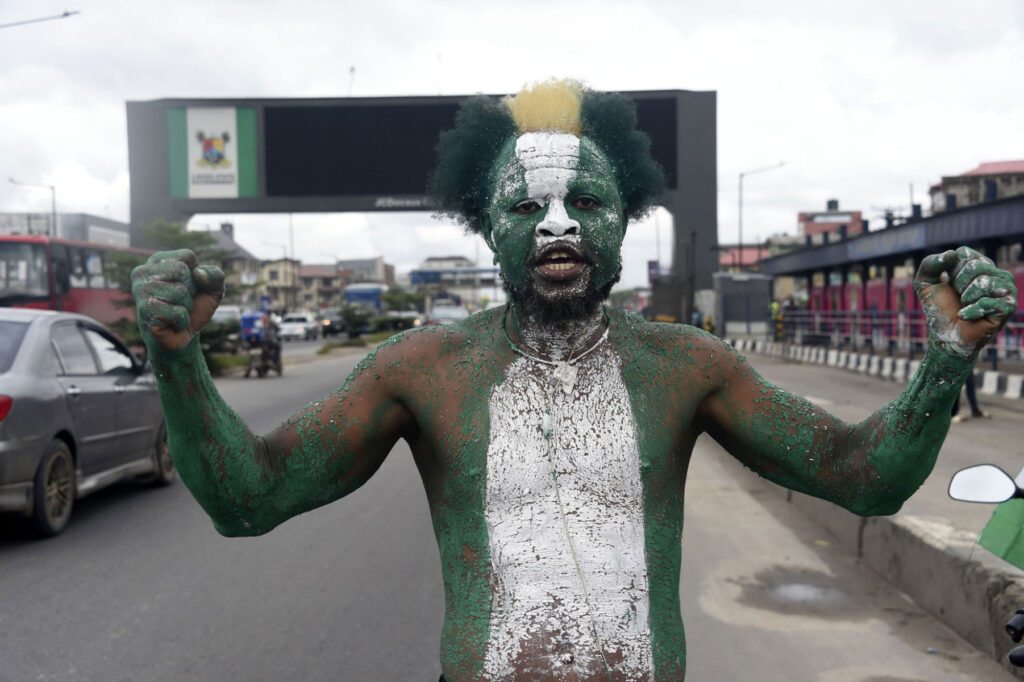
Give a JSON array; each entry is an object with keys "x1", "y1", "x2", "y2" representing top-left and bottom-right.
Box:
[
  {"x1": 203, "y1": 304, "x2": 243, "y2": 354},
  {"x1": 0, "y1": 308, "x2": 173, "y2": 537},
  {"x1": 428, "y1": 306, "x2": 471, "y2": 326},
  {"x1": 319, "y1": 311, "x2": 345, "y2": 337},
  {"x1": 0, "y1": 234, "x2": 152, "y2": 327},
  {"x1": 279, "y1": 312, "x2": 320, "y2": 341}
]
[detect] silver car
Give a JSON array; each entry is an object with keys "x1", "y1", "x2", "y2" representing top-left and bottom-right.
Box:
[{"x1": 0, "y1": 309, "x2": 173, "y2": 537}]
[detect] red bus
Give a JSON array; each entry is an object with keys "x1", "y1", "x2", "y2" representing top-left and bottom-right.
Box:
[{"x1": 0, "y1": 234, "x2": 152, "y2": 326}]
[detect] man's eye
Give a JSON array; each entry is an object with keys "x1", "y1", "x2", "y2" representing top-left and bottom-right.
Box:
[
  {"x1": 512, "y1": 201, "x2": 541, "y2": 215},
  {"x1": 572, "y1": 197, "x2": 600, "y2": 210}
]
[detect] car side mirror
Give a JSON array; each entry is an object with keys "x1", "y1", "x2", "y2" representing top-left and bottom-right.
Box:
[{"x1": 949, "y1": 464, "x2": 1023, "y2": 504}]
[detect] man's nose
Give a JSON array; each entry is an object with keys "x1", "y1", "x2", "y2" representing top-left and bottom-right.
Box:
[{"x1": 536, "y1": 200, "x2": 580, "y2": 238}]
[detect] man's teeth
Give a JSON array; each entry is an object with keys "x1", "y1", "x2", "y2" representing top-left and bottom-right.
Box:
[{"x1": 545, "y1": 262, "x2": 575, "y2": 271}]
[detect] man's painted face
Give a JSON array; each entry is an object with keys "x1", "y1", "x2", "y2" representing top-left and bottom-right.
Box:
[{"x1": 483, "y1": 132, "x2": 625, "y2": 315}]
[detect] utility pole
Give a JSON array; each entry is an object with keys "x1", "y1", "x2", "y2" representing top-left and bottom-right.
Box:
[{"x1": 738, "y1": 161, "x2": 786, "y2": 271}]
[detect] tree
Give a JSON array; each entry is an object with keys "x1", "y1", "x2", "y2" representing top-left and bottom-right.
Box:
[{"x1": 380, "y1": 285, "x2": 425, "y2": 313}]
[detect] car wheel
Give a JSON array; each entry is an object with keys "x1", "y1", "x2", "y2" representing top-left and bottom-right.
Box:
[
  {"x1": 148, "y1": 425, "x2": 176, "y2": 487},
  {"x1": 31, "y1": 439, "x2": 75, "y2": 537}
]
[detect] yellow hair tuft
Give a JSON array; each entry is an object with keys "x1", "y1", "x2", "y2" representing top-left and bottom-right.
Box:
[{"x1": 504, "y1": 78, "x2": 583, "y2": 136}]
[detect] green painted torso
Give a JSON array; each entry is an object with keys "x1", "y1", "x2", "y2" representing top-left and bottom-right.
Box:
[{"x1": 386, "y1": 307, "x2": 710, "y2": 680}]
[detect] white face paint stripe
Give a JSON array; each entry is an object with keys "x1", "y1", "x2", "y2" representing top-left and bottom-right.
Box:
[
  {"x1": 483, "y1": 345, "x2": 652, "y2": 679},
  {"x1": 515, "y1": 131, "x2": 580, "y2": 203},
  {"x1": 515, "y1": 132, "x2": 582, "y2": 238}
]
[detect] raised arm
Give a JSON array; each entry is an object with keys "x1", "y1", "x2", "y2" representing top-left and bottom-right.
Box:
[
  {"x1": 132, "y1": 250, "x2": 415, "y2": 536},
  {"x1": 696, "y1": 247, "x2": 1017, "y2": 515}
]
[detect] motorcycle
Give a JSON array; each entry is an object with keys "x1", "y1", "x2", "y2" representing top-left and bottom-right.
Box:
[{"x1": 241, "y1": 312, "x2": 283, "y2": 379}]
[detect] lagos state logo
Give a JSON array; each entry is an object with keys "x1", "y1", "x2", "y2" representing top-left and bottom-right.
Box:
[{"x1": 195, "y1": 131, "x2": 232, "y2": 168}]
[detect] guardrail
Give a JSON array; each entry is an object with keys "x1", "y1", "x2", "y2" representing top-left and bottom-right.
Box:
[{"x1": 769, "y1": 309, "x2": 1024, "y2": 371}]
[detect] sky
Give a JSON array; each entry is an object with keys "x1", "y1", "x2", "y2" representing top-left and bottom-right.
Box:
[{"x1": 2, "y1": 0, "x2": 1023, "y2": 290}]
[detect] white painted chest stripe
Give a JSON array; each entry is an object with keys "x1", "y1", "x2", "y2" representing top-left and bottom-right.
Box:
[{"x1": 482, "y1": 346, "x2": 653, "y2": 679}]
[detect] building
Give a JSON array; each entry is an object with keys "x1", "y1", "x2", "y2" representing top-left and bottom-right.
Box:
[
  {"x1": 409, "y1": 255, "x2": 501, "y2": 310},
  {"x1": 259, "y1": 257, "x2": 301, "y2": 312},
  {"x1": 930, "y1": 160, "x2": 1024, "y2": 214},
  {"x1": 0, "y1": 212, "x2": 131, "y2": 245},
  {"x1": 715, "y1": 244, "x2": 773, "y2": 272},
  {"x1": 205, "y1": 222, "x2": 262, "y2": 308},
  {"x1": 298, "y1": 264, "x2": 349, "y2": 312},
  {"x1": 336, "y1": 256, "x2": 395, "y2": 285},
  {"x1": 797, "y1": 199, "x2": 866, "y2": 241}
]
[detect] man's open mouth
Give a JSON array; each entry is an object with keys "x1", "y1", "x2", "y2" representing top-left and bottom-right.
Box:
[{"x1": 533, "y1": 244, "x2": 589, "y2": 281}]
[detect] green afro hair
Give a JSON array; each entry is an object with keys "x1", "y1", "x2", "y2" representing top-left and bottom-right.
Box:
[
  {"x1": 428, "y1": 96, "x2": 517, "y2": 234},
  {"x1": 580, "y1": 90, "x2": 666, "y2": 224},
  {"x1": 428, "y1": 87, "x2": 665, "y2": 234}
]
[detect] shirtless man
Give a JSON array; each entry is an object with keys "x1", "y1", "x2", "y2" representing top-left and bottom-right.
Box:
[{"x1": 132, "y1": 80, "x2": 1017, "y2": 681}]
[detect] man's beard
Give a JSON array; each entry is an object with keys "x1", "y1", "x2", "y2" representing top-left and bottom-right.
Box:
[{"x1": 505, "y1": 265, "x2": 621, "y2": 325}]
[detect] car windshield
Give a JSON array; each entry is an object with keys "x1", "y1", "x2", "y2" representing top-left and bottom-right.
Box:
[
  {"x1": 0, "y1": 243, "x2": 49, "y2": 302},
  {"x1": 282, "y1": 316, "x2": 307, "y2": 323},
  {"x1": 0, "y1": 321, "x2": 29, "y2": 373}
]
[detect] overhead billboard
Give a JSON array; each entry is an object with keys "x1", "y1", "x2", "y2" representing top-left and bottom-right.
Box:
[{"x1": 127, "y1": 90, "x2": 717, "y2": 308}]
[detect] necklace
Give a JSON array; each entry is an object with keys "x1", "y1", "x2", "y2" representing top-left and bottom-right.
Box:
[{"x1": 501, "y1": 305, "x2": 610, "y2": 395}]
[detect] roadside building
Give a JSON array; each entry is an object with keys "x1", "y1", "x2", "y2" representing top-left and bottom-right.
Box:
[
  {"x1": 205, "y1": 222, "x2": 262, "y2": 309},
  {"x1": 298, "y1": 264, "x2": 349, "y2": 313},
  {"x1": 336, "y1": 256, "x2": 395, "y2": 285},
  {"x1": 930, "y1": 160, "x2": 1024, "y2": 214},
  {"x1": 260, "y1": 257, "x2": 301, "y2": 312},
  {"x1": 797, "y1": 199, "x2": 866, "y2": 243},
  {"x1": 0, "y1": 212, "x2": 131, "y2": 245},
  {"x1": 409, "y1": 255, "x2": 502, "y2": 311}
]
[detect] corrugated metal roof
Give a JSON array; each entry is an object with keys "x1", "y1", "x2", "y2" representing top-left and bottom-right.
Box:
[{"x1": 960, "y1": 160, "x2": 1024, "y2": 176}]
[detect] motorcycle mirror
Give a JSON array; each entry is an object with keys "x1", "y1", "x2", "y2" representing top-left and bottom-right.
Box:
[{"x1": 949, "y1": 464, "x2": 1019, "y2": 504}]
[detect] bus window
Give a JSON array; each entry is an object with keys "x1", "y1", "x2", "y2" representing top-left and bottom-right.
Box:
[
  {"x1": 85, "y1": 249, "x2": 105, "y2": 289},
  {"x1": 69, "y1": 247, "x2": 88, "y2": 288},
  {"x1": 0, "y1": 242, "x2": 48, "y2": 300}
]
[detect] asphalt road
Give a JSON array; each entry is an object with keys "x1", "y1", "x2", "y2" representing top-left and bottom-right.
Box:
[{"x1": 0, "y1": 343, "x2": 1017, "y2": 681}]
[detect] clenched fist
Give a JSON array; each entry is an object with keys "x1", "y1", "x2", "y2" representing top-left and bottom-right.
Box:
[
  {"x1": 914, "y1": 246, "x2": 1017, "y2": 357},
  {"x1": 132, "y1": 250, "x2": 225, "y2": 352}
]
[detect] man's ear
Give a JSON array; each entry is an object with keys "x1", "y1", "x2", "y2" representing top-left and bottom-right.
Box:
[{"x1": 480, "y1": 213, "x2": 497, "y2": 252}]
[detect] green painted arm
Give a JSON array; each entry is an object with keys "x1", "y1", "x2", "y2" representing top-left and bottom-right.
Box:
[
  {"x1": 698, "y1": 341, "x2": 974, "y2": 516},
  {"x1": 132, "y1": 249, "x2": 411, "y2": 537},
  {"x1": 146, "y1": 337, "x2": 408, "y2": 536},
  {"x1": 698, "y1": 246, "x2": 1016, "y2": 516}
]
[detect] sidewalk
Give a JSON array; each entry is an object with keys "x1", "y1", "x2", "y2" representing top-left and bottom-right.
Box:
[{"x1": 730, "y1": 338, "x2": 1024, "y2": 675}]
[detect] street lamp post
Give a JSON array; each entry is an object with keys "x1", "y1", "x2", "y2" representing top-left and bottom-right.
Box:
[
  {"x1": 738, "y1": 162, "x2": 785, "y2": 271},
  {"x1": 9, "y1": 178, "x2": 57, "y2": 237}
]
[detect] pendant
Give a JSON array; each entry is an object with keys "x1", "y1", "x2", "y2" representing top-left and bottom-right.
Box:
[
  {"x1": 541, "y1": 412, "x2": 552, "y2": 439},
  {"x1": 553, "y1": 362, "x2": 578, "y2": 394}
]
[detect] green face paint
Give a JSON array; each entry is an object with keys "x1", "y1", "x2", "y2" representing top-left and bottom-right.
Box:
[{"x1": 483, "y1": 132, "x2": 626, "y2": 300}]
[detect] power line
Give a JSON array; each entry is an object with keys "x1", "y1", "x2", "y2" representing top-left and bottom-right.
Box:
[{"x1": 0, "y1": 10, "x2": 80, "y2": 30}]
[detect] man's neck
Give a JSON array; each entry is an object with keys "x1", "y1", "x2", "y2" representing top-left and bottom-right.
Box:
[{"x1": 508, "y1": 303, "x2": 607, "y2": 363}]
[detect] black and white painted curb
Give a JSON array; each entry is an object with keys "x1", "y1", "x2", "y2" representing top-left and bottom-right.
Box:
[{"x1": 727, "y1": 338, "x2": 1024, "y2": 401}]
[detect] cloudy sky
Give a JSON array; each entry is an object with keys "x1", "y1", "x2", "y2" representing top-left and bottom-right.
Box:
[{"x1": 2, "y1": 0, "x2": 1022, "y2": 289}]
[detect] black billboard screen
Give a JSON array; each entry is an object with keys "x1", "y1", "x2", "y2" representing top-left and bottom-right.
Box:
[
  {"x1": 266, "y1": 102, "x2": 460, "y2": 197},
  {"x1": 265, "y1": 96, "x2": 678, "y2": 198}
]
